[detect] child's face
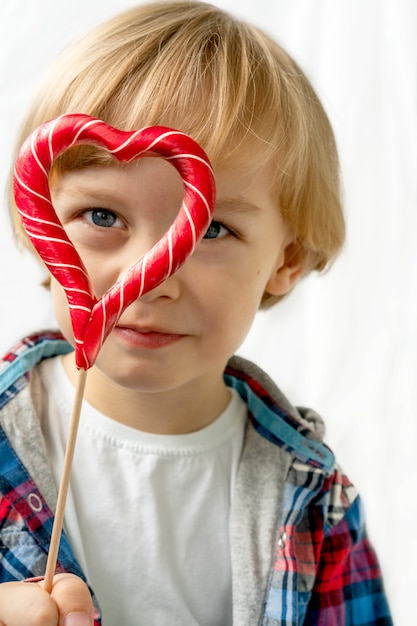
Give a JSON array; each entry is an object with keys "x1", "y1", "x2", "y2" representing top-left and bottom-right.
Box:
[{"x1": 50, "y1": 158, "x2": 295, "y2": 398}]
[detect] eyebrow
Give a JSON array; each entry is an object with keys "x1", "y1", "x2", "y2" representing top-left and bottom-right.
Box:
[
  {"x1": 215, "y1": 198, "x2": 262, "y2": 215},
  {"x1": 52, "y1": 184, "x2": 125, "y2": 210}
]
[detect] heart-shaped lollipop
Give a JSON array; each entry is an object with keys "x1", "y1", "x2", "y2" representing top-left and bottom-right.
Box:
[{"x1": 13, "y1": 114, "x2": 216, "y2": 369}]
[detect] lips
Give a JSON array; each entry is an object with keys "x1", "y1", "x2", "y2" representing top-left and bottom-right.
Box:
[{"x1": 113, "y1": 324, "x2": 185, "y2": 348}]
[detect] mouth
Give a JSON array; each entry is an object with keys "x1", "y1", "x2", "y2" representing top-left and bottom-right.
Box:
[{"x1": 113, "y1": 324, "x2": 185, "y2": 349}]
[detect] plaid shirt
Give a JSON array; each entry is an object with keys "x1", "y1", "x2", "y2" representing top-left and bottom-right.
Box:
[{"x1": 0, "y1": 332, "x2": 392, "y2": 625}]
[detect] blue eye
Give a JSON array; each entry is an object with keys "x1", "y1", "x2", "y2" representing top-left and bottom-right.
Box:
[
  {"x1": 203, "y1": 221, "x2": 228, "y2": 239},
  {"x1": 85, "y1": 209, "x2": 120, "y2": 228}
]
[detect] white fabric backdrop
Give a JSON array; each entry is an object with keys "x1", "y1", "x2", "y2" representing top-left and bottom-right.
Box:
[{"x1": 1, "y1": 1, "x2": 415, "y2": 623}]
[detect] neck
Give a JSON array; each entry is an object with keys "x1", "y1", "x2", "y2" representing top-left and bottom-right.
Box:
[{"x1": 61, "y1": 354, "x2": 231, "y2": 435}]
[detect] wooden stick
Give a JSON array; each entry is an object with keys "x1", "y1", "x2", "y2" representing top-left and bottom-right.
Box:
[{"x1": 44, "y1": 367, "x2": 88, "y2": 593}]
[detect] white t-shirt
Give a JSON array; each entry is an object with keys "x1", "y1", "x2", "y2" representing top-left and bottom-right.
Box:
[{"x1": 38, "y1": 356, "x2": 247, "y2": 626}]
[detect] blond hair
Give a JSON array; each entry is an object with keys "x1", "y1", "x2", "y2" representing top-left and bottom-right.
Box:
[{"x1": 10, "y1": 0, "x2": 345, "y2": 307}]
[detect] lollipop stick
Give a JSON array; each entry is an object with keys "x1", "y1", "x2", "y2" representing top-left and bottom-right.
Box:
[{"x1": 44, "y1": 367, "x2": 88, "y2": 593}]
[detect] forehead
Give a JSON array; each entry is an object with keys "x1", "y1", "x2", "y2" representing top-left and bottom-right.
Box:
[
  {"x1": 53, "y1": 152, "x2": 273, "y2": 193},
  {"x1": 50, "y1": 158, "x2": 184, "y2": 203}
]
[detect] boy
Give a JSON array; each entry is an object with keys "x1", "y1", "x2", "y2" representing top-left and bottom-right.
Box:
[{"x1": 0, "y1": 1, "x2": 392, "y2": 624}]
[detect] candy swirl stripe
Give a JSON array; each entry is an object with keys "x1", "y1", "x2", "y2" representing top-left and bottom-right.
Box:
[
  {"x1": 13, "y1": 172, "x2": 53, "y2": 207},
  {"x1": 68, "y1": 117, "x2": 102, "y2": 148},
  {"x1": 167, "y1": 230, "x2": 174, "y2": 277},
  {"x1": 13, "y1": 113, "x2": 216, "y2": 369},
  {"x1": 44, "y1": 262, "x2": 89, "y2": 276},
  {"x1": 107, "y1": 129, "x2": 195, "y2": 157}
]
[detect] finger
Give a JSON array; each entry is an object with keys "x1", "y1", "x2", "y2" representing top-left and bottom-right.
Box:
[
  {"x1": 45, "y1": 574, "x2": 94, "y2": 626},
  {"x1": 0, "y1": 581, "x2": 58, "y2": 626}
]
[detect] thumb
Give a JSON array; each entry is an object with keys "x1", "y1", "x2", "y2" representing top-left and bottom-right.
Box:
[{"x1": 44, "y1": 574, "x2": 95, "y2": 626}]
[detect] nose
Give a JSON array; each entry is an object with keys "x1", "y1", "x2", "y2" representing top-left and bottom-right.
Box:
[{"x1": 137, "y1": 267, "x2": 183, "y2": 303}]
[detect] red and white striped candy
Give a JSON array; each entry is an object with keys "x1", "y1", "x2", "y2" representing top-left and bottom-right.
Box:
[{"x1": 13, "y1": 114, "x2": 216, "y2": 369}]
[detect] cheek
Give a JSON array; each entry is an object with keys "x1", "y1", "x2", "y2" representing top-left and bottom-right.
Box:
[
  {"x1": 50, "y1": 279, "x2": 75, "y2": 345},
  {"x1": 196, "y1": 265, "x2": 265, "y2": 339},
  {"x1": 73, "y1": 249, "x2": 118, "y2": 300}
]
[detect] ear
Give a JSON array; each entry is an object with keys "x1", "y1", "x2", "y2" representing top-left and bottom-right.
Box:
[{"x1": 265, "y1": 240, "x2": 304, "y2": 297}]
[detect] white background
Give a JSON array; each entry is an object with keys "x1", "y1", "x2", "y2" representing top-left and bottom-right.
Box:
[{"x1": 1, "y1": 1, "x2": 415, "y2": 623}]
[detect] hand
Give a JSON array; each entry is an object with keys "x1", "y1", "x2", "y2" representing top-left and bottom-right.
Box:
[{"x1": 0, "y1": 573, "x2": 94, "y2": 626}]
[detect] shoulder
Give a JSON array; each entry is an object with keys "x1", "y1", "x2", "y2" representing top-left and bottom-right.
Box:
[
  {"x1": 225, "y1": 354, "x2": 334, "y2": 472},
  {"x1": 0, "y1": 330, "x2": 73, "y2": 409},
  {"x1": 0, "y1": 332, "x2": 71, "y2": 534},
  {"x1": 226, "y1": 354, "x2": 362, "y2": 532}
]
